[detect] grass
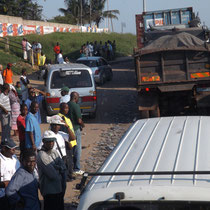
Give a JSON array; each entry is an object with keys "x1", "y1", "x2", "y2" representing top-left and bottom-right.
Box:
[{"x1": 0, "y1": 32, "x2": 136, "y2": 74}]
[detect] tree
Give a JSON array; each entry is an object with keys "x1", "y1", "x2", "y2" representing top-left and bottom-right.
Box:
[
  {"x1": 103, "y1": 9, "x2": 120, "y2": 32},
  {"x1": 59, "y1": 0, "x2": 89, "y2": 25},
  {"x1": 0, "y1": 0, "x2": 43, "y2": 20},
  {"x1": 57, "y1": 0, "x2": 119, "y2": 28},
  {"x1": 89, "y1": 0, "x2": 120, "y2": 29}
]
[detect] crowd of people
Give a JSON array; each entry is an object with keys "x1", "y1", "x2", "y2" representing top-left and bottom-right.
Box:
[
  {"x1": 0, "y1": 62, "x2": 85, "y2": 209},
  {"x1": 22, "y1": 38, "x2": 45, "y2": 67},
  {"x1": 80, "y1": 40, "x2": 116, "y2": 61}
]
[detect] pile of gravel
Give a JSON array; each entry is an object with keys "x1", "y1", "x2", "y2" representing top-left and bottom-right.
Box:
[{"x1": 143, "y1": 32, "x2": 205, "y2": 50}]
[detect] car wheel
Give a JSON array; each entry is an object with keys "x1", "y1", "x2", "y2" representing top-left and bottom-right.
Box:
[{"x1": 89, "y1": 111, "x2": 96, "y2": 119}]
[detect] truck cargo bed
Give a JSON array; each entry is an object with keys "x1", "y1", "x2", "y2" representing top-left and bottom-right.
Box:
[{"x1": 135, "y1": 49, "x2": 210, "y2": 90}]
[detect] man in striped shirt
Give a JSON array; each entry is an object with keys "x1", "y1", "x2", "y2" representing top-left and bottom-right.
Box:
[{"x1": 0, "y1": 83, "x2": 11, "y2": 142}]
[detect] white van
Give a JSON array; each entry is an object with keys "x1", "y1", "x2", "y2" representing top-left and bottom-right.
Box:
[
  {"x1": 78, "y1": 116, "x2": 210, "y2": 210},
  {"x1": 45, "y1": 63, "x2": 97, "y2": 117}
]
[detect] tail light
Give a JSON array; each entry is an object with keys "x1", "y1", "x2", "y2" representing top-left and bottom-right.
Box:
[
  {"x1": 82, "y1": 96, "x2": 97, "y2": 102},
  {"x1": 95, "y1": 69, "x2": 100, "y2": 75},
  {"x1": 141, "y1": 76, "x2": 160, "y2": 82},
  {"x1": 46, "y1": 97, "x2": 60, "y2": 103},
  {"x1": 145, "y1": 88, "x2": 150, "y2": 92}
]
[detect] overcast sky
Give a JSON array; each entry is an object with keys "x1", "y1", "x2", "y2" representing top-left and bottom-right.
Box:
[{"x1": 37, "y1": 0, "x2": 210, "y2": 34}]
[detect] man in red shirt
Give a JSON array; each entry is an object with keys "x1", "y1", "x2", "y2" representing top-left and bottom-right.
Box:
[{"x1": 54, "y1": 42, "x2": 60, "y2": 64}]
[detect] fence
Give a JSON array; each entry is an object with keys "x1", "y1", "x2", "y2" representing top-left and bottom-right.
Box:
[{"x1": 0, "y1": 15, "x2": 108, "y2": 37}]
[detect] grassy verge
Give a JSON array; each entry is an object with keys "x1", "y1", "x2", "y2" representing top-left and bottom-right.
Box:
[{"x1": 0, "y1": 32, "x2": 136, "y2": 74}]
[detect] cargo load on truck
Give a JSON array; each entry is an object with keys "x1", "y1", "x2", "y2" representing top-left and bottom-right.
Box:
[{"x1": 142, "y1": 32, "x2": 206, "y2": 51}]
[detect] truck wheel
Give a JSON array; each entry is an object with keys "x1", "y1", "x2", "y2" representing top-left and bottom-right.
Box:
[
  {"x1": 140, "y1": 110, "x2": 149, "y2": 119},
  {"x1": 150, "y1": 107, "x2": 160, "y2": 118},
  {"x1": 89, "y1": 111, "x2": 96, "y2": 119}
]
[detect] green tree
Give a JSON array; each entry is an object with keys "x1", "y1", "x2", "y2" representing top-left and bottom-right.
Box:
[
  {"x1": 59, "y1": 0, "x2": 89, "y2": 25},
  {"x1": 0, "y1": 0, "x2": 43, "y2": 20},
  {"x1": 102, "y1": 9, "x2": 120, "y2": 31},
  {"x1": 57, "y1": 0, "x2": 119, "y2": 28},
  {"x1": 88, "y1": 0, "x2": 119, "y2": 29}
]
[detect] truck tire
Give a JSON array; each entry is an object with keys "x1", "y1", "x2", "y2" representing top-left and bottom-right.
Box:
[
  {"x1": 150, "y1": 107, "x2": 160, "y2": 118},
  {"x1": 140, "y1": 110, "x2": 149, "y2": 119}
]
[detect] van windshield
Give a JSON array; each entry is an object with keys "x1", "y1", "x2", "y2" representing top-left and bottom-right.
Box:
[{"x1": 50, "y1": 70, "x2": 92, "y2": 89}]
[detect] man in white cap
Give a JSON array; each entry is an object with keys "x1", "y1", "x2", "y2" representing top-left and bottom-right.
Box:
[
  {"x1": 59, "y1": 86, "x2": 70, "y2": 104},
  {"x1": 37, "y1": 130, "x2": 66, "y2": 210},
  {"x1": 0, "y1": 138, "x2": 20, "y2": 209},
  {"x1": 47, "y1": 115, "x2": 75, "y2": 162}
]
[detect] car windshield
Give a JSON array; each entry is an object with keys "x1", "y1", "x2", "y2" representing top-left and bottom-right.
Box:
[
  {"x1": 76, "y1": 60, "x2": 97, "y2": 67},
  {"x1": 50, "y1": 70, "x2": 92, "y2": 89}
]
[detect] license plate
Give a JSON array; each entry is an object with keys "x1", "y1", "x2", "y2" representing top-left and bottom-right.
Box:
[{"x1": 197, "y1": 87, "x2": 210, "y2": 92}]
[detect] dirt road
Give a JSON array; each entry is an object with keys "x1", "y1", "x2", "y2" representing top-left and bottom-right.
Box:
[{"x1": 13, "y1": 59, "x2": 138, "y2": 208}]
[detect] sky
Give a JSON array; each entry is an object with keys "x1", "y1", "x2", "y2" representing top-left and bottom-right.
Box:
[{"x1": 37, "y1": 0, "x2": 210, "y2": 34}]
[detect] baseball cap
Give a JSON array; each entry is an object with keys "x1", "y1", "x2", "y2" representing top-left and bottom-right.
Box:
[
  {"x1": 47, "y1": 115, "x2": 65, "y2": 125},
  {"x1": 60, "y1": 86, "x2": 69, "y2": 92},
  {"x1": 42, "y1": 130, "x2": 57, "y2": 142},
  {"x1": 1, "y1": 138, "x2": 17, "y2": 149}
]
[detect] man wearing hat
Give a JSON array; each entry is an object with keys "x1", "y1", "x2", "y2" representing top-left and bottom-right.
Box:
[
  {"x1": 59, "y1": 86, "x2": 70, "y2": 104},
  {"x1": 0, "y1": 138, "x2": 20, "y2": 209},
  {"x1": 37, "y1": 130, "x2": 66, "y2": 210},
  {"x1": 3, "y1": 63, "x2": 13, "y2": 85},
  {"x1": 46, "y1": 115, "x2": 75, "y2": 160}
]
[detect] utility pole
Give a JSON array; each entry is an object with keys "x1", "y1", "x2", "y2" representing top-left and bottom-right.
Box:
[
  {"x1": 81, "y1": 0, "x2": 83, "y2": 26},
  {"x1": 143, "y1": 0, "x2": 146, "y2": 12},
  {"x1": 90, "y1": 0, "x2": 92, "y2": 27},
  {"x1": 107, "y1": 0, "x2": 110, "y2": 32}
]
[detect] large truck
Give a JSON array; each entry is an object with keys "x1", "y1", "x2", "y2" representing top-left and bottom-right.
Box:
[{"x1": 134, "y1": 7, "x2": 210, "y2": 118}]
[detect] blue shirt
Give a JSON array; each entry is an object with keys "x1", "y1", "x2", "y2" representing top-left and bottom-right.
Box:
[
  {"x1": 6, "y1": 167, "x2": 40, "y2": 210},
  {"x1": 24, "y1": 95, "x2": 43, "y2": 124},
  {"x1": 25, "y1": 112, "x2": 41, "y2": 149}
]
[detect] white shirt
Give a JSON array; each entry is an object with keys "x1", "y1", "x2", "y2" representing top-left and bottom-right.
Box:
[
  {"x1": 0, "y1": 153, "x2": 20, "y2": 197},
  {"x1": 60, "y1": 95, "x2": 70, "y2": 104},
  {"x1": 0, "y1": 73, "x2": 3, "y2": 85},
  {"x1": 37, "y1": 43, "x2": 42, "y2": 50},
  {"x1": 53, "y1": 131, "x2": 69, "y2": 158},
  {"x1": 26, "y1": 41, "x2": 32, "y2": 51},
  {"x1": 57, "y1": 53, "x2": 66, "y2": 64},
  {"x1": 0, "y1": 93, "x2": 11, "y2": 112}
]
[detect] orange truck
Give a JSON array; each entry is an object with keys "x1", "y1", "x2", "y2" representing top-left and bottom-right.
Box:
[{"x1": 134, "y1": 7, "x2": 210, "y2": 118}]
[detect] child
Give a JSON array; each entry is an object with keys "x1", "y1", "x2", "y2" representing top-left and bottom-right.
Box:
[
  {"x1": 17, "y1": 104, "x2": 28, "y2": 157},
  {"x1": 15, "y1": 81, "x2": 22, "y2": 101}
]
